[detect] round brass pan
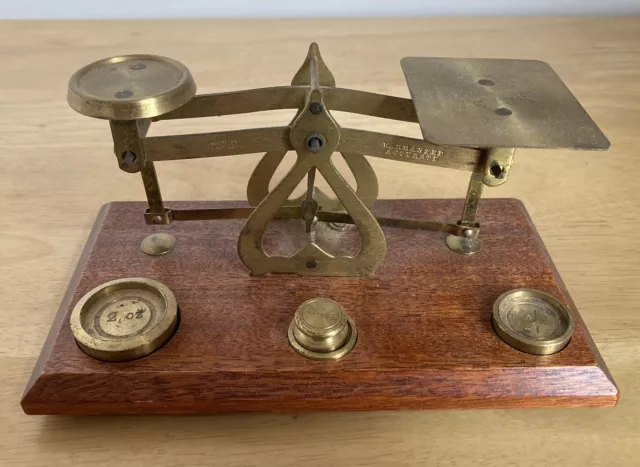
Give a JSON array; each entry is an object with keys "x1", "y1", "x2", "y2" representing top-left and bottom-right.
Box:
[{"x1": 68, "y1": 54, "x2": 196, "y2": 120}]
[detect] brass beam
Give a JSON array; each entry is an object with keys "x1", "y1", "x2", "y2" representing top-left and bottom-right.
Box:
[
  {"x1": 154, "y1": 86, "x2": 418, "y2": 123},
  {"x1": 143, "y1": 127, "x2": 292, "y2": 161},
  {"x1": 339, "y1": 128, "x2": 482, "y2": 171}
]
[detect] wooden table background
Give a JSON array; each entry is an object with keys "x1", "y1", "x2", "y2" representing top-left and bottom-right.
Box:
[{"x1": 1, "y1": 17, "x2": 639, "y2": 466}]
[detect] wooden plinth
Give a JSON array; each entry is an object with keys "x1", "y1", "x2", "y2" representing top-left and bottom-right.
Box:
[{"x1": 21, "y1": 199, "x2": 618, "y2": 414}]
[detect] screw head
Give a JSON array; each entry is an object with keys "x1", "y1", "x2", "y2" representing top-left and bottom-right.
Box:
[
  {"x1": 122, "y1": 151, "x2": 137, "y2": 166},
  {"x1": 306, "y1": 259, "x2": 318, "y2": 269},
  {"x1": 478, "y1": 78, "x2": 495, "y2": 86},
  {"x1": 490, "y1": 163, "x2": 505, "y2": 179},
  {"x1": 305, "y1": 134, "x2": 326, "y2": 153},
  {"x1": 494, "y1": 107, "x2": 512, "y2": 116},
  {"x1": 309, "y1": 102, "x2": 323, "y2": 114}
]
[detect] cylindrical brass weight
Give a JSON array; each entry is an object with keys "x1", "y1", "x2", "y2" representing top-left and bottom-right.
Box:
[
  {"x1": 288, "y1": 298, "x2": 357, "y2": 360},
  {"x1": 492, "y1": 288, "x2": 574, "y2": 355},
  {"x1": 70, "y1": 277, "x2": 179, "y2": 362}
]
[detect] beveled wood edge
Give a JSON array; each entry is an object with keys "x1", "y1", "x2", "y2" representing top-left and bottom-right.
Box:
[
  {"x1": 514, "y1": 198, "x2": 620, "y2": 402},
  {"x1": 21, "y1": 366, "x2": 619, "y2": 415},
  {"x1": 22, "y1": 397, "x2": 619, "y2": 415},
  {"x1": 21, "y1": 199, "x2": 619, "y2": 415},
  {"x1": 21, "y1": 203, "x2": 113, "y2": 406}
]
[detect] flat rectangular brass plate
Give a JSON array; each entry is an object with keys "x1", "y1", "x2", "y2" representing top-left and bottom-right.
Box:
[
  {"x1": 401, "y1": 57, "x2": 610, "y2": 149},
  {"x1": 22, "y1": 199, "x2": 617, "y2": 414}
]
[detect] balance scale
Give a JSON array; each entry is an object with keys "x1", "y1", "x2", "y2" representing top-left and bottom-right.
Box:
[{"x1": 21, "y1": 44, "x2": 618, "y2": 414}]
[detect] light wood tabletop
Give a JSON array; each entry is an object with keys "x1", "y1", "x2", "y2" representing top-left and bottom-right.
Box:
[{"x1": 1, "y1": 17, "x2": 639, "y2": 466}]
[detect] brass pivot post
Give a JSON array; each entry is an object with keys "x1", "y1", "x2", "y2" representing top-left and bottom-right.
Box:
[{"x1": 446, "y1": 147, "x2": 516, "y2": 255}]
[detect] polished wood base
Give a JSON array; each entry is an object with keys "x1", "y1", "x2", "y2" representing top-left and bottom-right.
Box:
[{"x1": 21, "y1": 199, "x2": 618, "y2": 414}]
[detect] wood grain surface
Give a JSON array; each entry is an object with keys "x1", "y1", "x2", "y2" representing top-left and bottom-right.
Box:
[
  {"x1": 1, "y1": 16, "x2": 639, "y2": 466},
  {"x1": 21, "y1": 199, "x2": 617, "y2": 414}
]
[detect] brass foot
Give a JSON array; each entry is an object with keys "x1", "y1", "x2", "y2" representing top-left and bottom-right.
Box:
[
  {"x1": 141, "y1": 232, "x2": 176, "y2": 256},
  {"x1": 446, "y1": 234, "x2": 482, "y2": 255}
]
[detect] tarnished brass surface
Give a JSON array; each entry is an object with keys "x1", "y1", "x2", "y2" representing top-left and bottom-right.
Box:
[
  {"x1": 492, "y1": 288, "x2": 574, "y2": 355},
  {"x1": 144, "y1": 127, "x2": 292, "y2": 161},
  {"x1": 401, "y1": 57, "x2": 610, "y2": 149},
  {"x1": 246, "y1": 154, "x2": 378, "y2": 212},
  {"x1": 459, "y1": 169, "x2": 484, "y2": 227},
  {"x1": 338, "y1": 128, "x2": 482, "y2": 171},
  {"x1": 245, "y1": 45, "x2": 379, "y2": 211},
  {"x1": 141, "y1": 233, "x2": 176, "y2": 256},
  {"x1": 246, "y1": 152, "x2": 378, "y2": 209},
  {"x1": 482, "y1": 147, "x2": 516, "y2": 187},
  {"x1": 291, "y1": 42, "x2": 336, "y2": 87},
  {"x1": 169, "y1": 206, "x2": 476, "y2": 236},
  {"x1": 144, "y1": 124, "x2": 483, "y2": 171},
  {"x1": 68, "y1": 43, "x2": 610, "y2": 277},
  {"x1": 110, "y1": 120, "x2": 168, "y2": 222},
  {"x1": 445, "y1": 234, "x2": 483, "y2": 255},
  {"x1": 288, "y1": 298, "x2": 357, "y2": 360},
  {"x1": 70, "y1": 277, "x2": 179, "y2": 361},
  {"x1": 68, "y1": 54, "x2": 196, "y2": 120},
  {"x1": 237, "y1": 47, "x2": 386, "y2": 276},
  {"x1": 155, "y1": 87, "x2": 418, "y2": 122}
]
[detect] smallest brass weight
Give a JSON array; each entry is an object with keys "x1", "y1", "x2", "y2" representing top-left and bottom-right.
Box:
[
  {"x1": 70, "y1": 277, "x2": 178, "y2": 362},
  {"x1": 288, "y1": 298, "x2": 357, "y2": 360},
  {"x1": 141, "y1": 233, "x2": 176, "y2": 256},
  {"x1": 492, "y1": 288, "x2": 574, "y2": 355}
]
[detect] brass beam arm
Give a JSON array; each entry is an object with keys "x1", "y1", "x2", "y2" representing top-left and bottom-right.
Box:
[
  {"x1": 154, "y1": 86, "x2": 418, "y2": 123},
  {"x1": 155, "y1": 87, "x2": 306, "y2": 120},
  {"x1": 144, "y1": 126, "x2": 481, "y2": 173},
  {"x1": 143, "y1": 127, "x2": 292, "y2": 161},
  {"x1": 143, "y1": 125, "x2": 480, "y2": 171},
  {"x1": 338, "y1": 128, "x2": 482, "y2": 172},
  {"x1": 170, "y1": 207, "x2": 475, "y2": 237},
  {"x1": 325, "y1": 88, "x2": 418, "y2": 122}
]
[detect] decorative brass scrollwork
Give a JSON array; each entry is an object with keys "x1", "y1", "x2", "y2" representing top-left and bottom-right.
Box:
[
  {"x1": 246, "y1": 43, "x2": 378, "y2": 212},
  {"x1": 238, "y1": 49, "x2": 386, "y2": 276}
]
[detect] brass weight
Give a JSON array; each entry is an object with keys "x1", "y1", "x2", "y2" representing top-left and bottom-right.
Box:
[
  {"x1": 492, "y1": 289, "x2": 574, "y2": 355},
  {"x1": 70, "y1": 278, "x2": 179, "y2": 361},
  {"x1": 288, "y1": 298, "x2": 357, "y2": 360}
]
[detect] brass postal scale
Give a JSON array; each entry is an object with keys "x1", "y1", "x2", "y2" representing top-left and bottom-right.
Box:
[{"x1": 22, "y1": 44, "x2": 618, "y2": 414}]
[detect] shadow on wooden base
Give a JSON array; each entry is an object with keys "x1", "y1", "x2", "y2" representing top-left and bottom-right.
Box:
[{"x1": 22, "y1": 199, "x2": 618, "y2": 414}]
